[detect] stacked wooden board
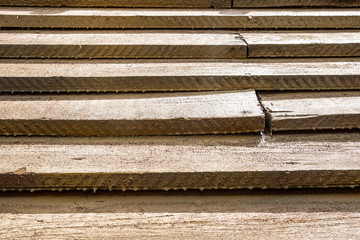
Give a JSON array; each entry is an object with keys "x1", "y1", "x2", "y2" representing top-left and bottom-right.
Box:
[{"x1": 0, "y1": 0, "x2": 359, "y2": 238}]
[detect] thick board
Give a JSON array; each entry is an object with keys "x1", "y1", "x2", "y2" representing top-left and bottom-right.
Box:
[
  {"x1": 242, "y1": 31, "x2": 360, "y2": 58},
  {"x1": 1, "y1": 8, "x2": 360, "y2": 29},
  {"x1": 259, "y1": 91, "x2": 360, "y2": 132},
  {"x1": 1, "y1": 59, "x2": 360, "y2": 92},
  {"x1": 234, "y1": 0, "x2": 360, "y2": 8},
  {"x1": 1, "y1": 190, "x2": 360, "y2": 238},
  {"x1": 0, "y1": 31, "x2": 246, "y2": 59},
  {"x1": 1, "y1": 133, "x2": 360, "y2": 191},
  {"x1": 0, "y1": 91, "x2": 264, "y2": 136},
  {"x1": 0, "y1": 0, "x2": 231, "y2": 8}
]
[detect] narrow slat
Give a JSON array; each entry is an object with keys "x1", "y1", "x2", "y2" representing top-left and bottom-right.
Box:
[
  {"x1": 1, "y1": 8, "x2": 360, "y2": 29},
  {"x1": 259, "y1": 91, "x2": 360, "y2": 132},
  {"x1": 1, "y1": 133, "x2": 360, "y2": 191},
  {"x1": 0, "y1": 31, "x2": 246, "y2": 59},
  {"x1": 0, "y1": 91, "x2": 264, "y2": 136},
  {"x1": 0, "y1": 0, "x2": 231, "y2": 8},
  {"x1": 234, "y1": 0, "x2": 360, "y2": 8},
  {"x1": 242, "y1": 31, "x2": 360, "y2": 58},
  {"x1": 1, "y1": 59, "x2": 360, "y2": 92}
]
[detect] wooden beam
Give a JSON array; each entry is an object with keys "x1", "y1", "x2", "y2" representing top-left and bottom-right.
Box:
[
  {"x1": 242, "y1": 31, "x2": 360, "y2": 58},
  {"x1": 234, "y1": 0, "x2": 360, "y2": 8},
  {"x1": 1, "y1": 133, "x2": 360, "y2": 191},
  {"x1": 0, "y1": 91, "x2": 264, "y2": 136},
  {"x1": 259, "y1": 91, "x2": 360, "y2": 132},
  {"x1": 0, "y1": 31, "x2": 246, "y2": 59},
  {"x1": 1, "y1": 8, "x2": 360, "y2": 29},
  {"x1": 1, "y1": 190, "x2": 360, "y2": 238},
  {"x1": 0, "y1": 0, "x2": 231, "y2": 8},
  {"x1": 1, "y1": 59, "x2": 360, "y2": 92}
]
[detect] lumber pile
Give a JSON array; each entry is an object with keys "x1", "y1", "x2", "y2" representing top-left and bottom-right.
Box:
[{"x1": 0, "y1": 0, "x2": 359, "y2": 238}]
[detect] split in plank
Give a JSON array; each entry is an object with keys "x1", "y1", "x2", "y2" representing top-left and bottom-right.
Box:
[
  {"x1": 1, "y1": 59, "x2": 360, "y2": 92},
  {"x1": 234, "y1": 0, "x2": 360, "y2": 8},
  {"x1": 0, "y1": 91, "x2": 264, "y2": 136},
  {"x1": 259, "y1": 91, "x2": 360, "y2": 132},
  {"x1": 241, "y1": 31, "x2": 360, "y2": 58},
  {"x1": 0, "y1": 0, "x2": 231, "y2": 8},
  {"x1": 0, "y1": 31, "x2": 246, "y2": 59},
  {"x1": 1, "y1": 133, "x2": 360, "y2": 191},
  {"x1": 1, "y1": 8, "x2": 360, "y2": 29}
]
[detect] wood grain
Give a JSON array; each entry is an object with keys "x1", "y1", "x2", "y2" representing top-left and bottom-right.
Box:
[
  {"x1": 234, "y1": 0, "x2": 360, "y2": 8},
  {"x1": 1, "y1": 59, "x2": 360, "y2": 92},
  {"x1": 242, "y1": 31, "x2": 360, "y2": 58},
  {"x1": 2, "y1": 190, "x2": 360, "y2": 239},
  {"x1": 0, "y1": 0, "x2": 231, "y2": 8},
  {"x1": 0, "y1": 31, "x2": 246, "y2": 59},
  {"x1": 1, "y1": 133, "x2": 360, "y2": 191},
  {"x1": 259, "y1": 91, "x2": 360, "y2": 132},
  {"x1": 0, "y1": 91, "x2": 264, "y2": 136},
  {"x1": 1, "y1": 8, "x2": 360, "y2": 29}
]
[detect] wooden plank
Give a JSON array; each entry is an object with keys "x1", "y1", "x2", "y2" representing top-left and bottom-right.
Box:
[
  {"x1": 259, "y1": 91, "x2": 360, "y2": 132},
  {"x1": 0, "y1": 91, "x2": 264, "y2": 136},
  {"x1": 234, "y1": 0, "x2": 360, "y2": 8},
  {"x1": 0, "y1": 31, "x2": 246, "y2": 59},
  {"x1": 1, "y1": 133, "x2": 360, "y2": 191},
  {"x1": 0, "y1": 0, "x2": 231, "y2": 8},
  {"x1": 1, "y1": 59, "x2": 360, "y2": 92},
  {"x1": 1, "y1": 8, "x2": 360, "y2": 29},
  {"x1": 1, "y1": 190, "x2": 360, "y2": 238},
  {"x1": 242, "y1": 31, "x2": 360, "y2": 58}
]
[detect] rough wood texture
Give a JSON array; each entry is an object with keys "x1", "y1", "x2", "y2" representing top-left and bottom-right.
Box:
[
  {"x1": 1, "y1": 133, "x2": 360, "y2": 191},
  {"x1": 1, "y1": 59, "x2": 360, "y2": 92},
  {"x1": 0, "y1": 31, "x2": 246, "y2": 59},
  {"x1": 1, "y1": 190, "x2": 360, "y2": 238},
  {"x1": 1, "y1": 8, "x2": 360, "y2": 29},
  {"x1": 234, "y1": 0, "x2": 360, "y2": 8},
  {"x1": 0, "y1": 91, "x2": 264, "y2": 136},
  {"x1": 0, "y1": 0, "x2": 231, "y2": 8},
  {"x1": 259, "y1": 91, "x2": 360, "y2": 132},
  {"x1": 242, "y1": 31, "x2": 360, "y2": 58}
]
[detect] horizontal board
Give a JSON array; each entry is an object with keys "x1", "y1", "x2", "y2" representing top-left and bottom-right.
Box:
[
  {"x1": 259, "y1": 91, "x2": 360, "y2": 132},
  {"x1": 0, "y1": 91, "x2": 264, "y2": 136},
  {"x1": 234, "y1": 0, "x2": 360, "y2": 8},
  {"x1": 0, "y1": 0, "x2": 231, "y2": 8},
  {"x1": 1, "y1": 190, "x2": 360, "y2": 238},
  {"x1": 1, "y1": 8, "x2": 360, "y2": 29},
  {"x1": 242, "y1": 31, "x2": 360, "y2": 58},
  {"x1": 1, "y1": 133, "x2": 360, "y2": 191},
  {"x1": 0, "y1": 31, "x2": 246, "y2": 59},
  {"x1": 1, "y1": 59, "x2": 360, "y2": 92}
]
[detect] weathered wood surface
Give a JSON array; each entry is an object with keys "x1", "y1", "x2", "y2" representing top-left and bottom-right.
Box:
[
  {"x1": 0, "y1": 0, "x2": 231, "y2": 8},
  {"x1": 234, "y1": 0, "x2": 360, "y2": 8},
  {"x1": 1, "y1": 133, "x2": 360, "y2": 191},
  {"x1": 1, "y1": 8, "x2": 360, "y2": 29},
  {"x1": 242, "y1": 31, "x2": 360, "y2": 58},
  {"x1": 1, "y1": 190, "x2": 360, "y2": 239},
  {"x1": 0, "y1": 91, "x2": 264, "y2": 136},
  {"x1": 259, "y1": 91, "x2": 360, "y2": 132},
  {"x1": 1, "y1": 59, "x2": 360, "y2": 92},
  {"x1": 0, "y1": 31, "x2": 246, "y2": 59}
]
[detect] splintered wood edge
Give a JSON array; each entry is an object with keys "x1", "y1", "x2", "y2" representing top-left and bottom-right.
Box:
[{"x1": 1, "y1": 133, "x2": 360, "y2": 191}]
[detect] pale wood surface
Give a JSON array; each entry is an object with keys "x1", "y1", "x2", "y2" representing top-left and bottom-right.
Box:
[
  {"x1": 0, "y1": 91, "x2": 264, "y2": 136},
  {"x1": 1, "y1": 133, "x2": 360, "y2": 191},
  {"x1": 1, "y1": 8, "x2": 360, "y2": 29},
  {"x1": 1, "y1": 190, "x2": 360, "y2": 239},
  {"x1": 259, "y1": 91, "x2": 360, "y2": 132},
  {"x1": 0, "y1": 0, "x2": 231, "y2": 8},
  {"x1": 0, "y1": 31, "x2": 246, "y2": 59},
  {"x1": 1, "y1": 59, "x2": 360, "y2": 92},
  {"x1": 234, "y1": 0, "x2": 360, "y2": 8},
  {"x1": 242, "y1": 31, "x2": 360, "y2": 58}
]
